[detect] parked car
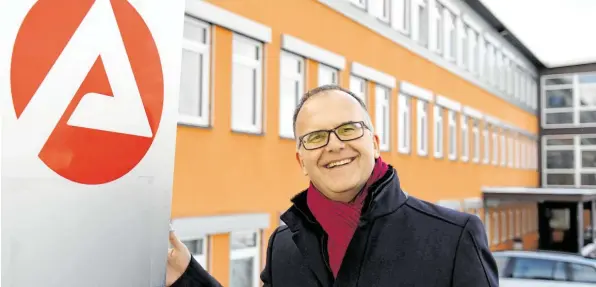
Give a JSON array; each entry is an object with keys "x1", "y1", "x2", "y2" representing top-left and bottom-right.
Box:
[{"x1": 494, "y1": 250, "x2": 596, "y2": 286}]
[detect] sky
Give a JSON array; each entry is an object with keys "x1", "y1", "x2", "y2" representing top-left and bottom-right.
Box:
[{"x1": 479, "y1": 0, "x2": 596, "y2": 68}]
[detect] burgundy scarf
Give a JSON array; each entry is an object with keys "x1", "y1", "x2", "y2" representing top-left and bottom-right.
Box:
[{"x1": 306, "y1": 157, "x2": 389, "y2": 277}]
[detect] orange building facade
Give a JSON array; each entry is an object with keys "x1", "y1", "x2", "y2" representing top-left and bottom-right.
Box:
[{"x1": 170, "y1": 0, "x2": 541, "y2": 285}]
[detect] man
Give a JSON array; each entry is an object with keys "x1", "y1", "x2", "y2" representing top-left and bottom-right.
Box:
[{"x1": 166, "y1": 85, "x2": 499, "y2": 287}]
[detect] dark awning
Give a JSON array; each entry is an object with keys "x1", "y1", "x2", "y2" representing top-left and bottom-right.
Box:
[{"x1": 482, "y1": 187, "x2": 596, "y2": 206}]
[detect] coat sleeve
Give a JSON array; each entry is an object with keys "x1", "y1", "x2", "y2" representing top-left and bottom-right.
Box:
[
  {"x1": 452, "y1": 215, "x2": 499, "y2": 287},
  {"x1": 260, "y1": 227, "x2": 281, "y2": 287},
  {"x1": 170, "y1": 257, "x2": 223, "y2": 287}
]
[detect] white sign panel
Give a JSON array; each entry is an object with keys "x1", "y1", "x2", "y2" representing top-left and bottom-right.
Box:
[{"x1": 0, "y1": 0, "x2": 185, "y2": 286}]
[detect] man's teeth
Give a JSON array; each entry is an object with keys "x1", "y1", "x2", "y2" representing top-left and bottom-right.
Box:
[{"x1": 327, "y1": 158, "x2": 353, "y2": 168}]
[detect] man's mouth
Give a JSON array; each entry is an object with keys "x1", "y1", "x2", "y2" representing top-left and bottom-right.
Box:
[{"x1": 325, "y1": 157, "x2": 356, "y2": 169}]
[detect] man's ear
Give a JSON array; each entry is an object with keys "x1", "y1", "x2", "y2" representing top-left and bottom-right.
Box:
[
  {"x1": 372, "y1": 134, "x2": 381, "y2": 158},
  {"x1": 295, "y1": 152, "x2": 308, "y2": 176}
]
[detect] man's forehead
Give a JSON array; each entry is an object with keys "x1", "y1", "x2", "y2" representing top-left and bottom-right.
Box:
[{"x1": 296, "y1": 90, "x2": 366, "y2": 131}]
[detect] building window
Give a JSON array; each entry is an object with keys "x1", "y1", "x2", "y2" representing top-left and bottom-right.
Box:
[
  {"x1": 417, "y1": 100, "x2": 429, "y2": 156},
  {"x1": 230, "y1": 231, "x2": 261, "y2": 287},
  {"x1": 515, "y1": 137, "x2": 521, "y2": 169},
  {"x1": 466, "y1": 25, "x2": 479, "y2": 74},
  {"x1": 412, "y1": 0, "x2": 429, "y2": 48},
  {"x1": 182, "y1": 237, "x2": 208, "y2": 271},
  {"x1": 318, "y1": 64, "x2": 338, "y2": 86},
  {"x1": 542, "y1": 73, "x2": 596, "y2": 128},
  {"x1": 350, "y1": 75, "x2": 367, "y2": 105},
  {"x1": 483, "y1": 123, "x2": 489, "y2": 164},
  {"x1": 544, "y1": 135, "x2": 596, "y2": 187},
  {"x1": 461, "y1": 115, "x2": 469, "y2": 161},
  {"x1": 231, "y1": 34, "x2": 263, "y2": 134},
  {"x1": 392, "y1": 0, "x2": 411, "y2": 34},
  {"x1": 448, "y1": 110, "x2": 457, "y2": 160},
  {"x1": 442, "y1": 7, "x2": 457, "y2": 61},
  {"x1": 500, "y1": 133, "x2": 507, "y2": 166},
  {"x1": 375, "y1": 85, "x2": 391, "y2": 151},
  {"x1": 179, "y1": 16, "x2": 211, "y2": 127},
  {"x1": 279, "y1": 51, "x2": 305, "y2": 139},
  {"x1": 515, "y1": 210, "x2": 521, "y2": 237},
  {"x1": 350, "y1": 0, "x2": 367, "y2": 9},
  {"x1": 370, "y1": 0, "x2": 391, "y2": 23},
  {"x1": 492, "y1": 127, "x2": 499, "y2": 165},
  {"x1": 508, "y1": 136, "x2": 514, "y2": 167},
  {"x1": 501, "y1": 211, "x2": 507, "y2": 242},
  {"x1": 472, "y1": 119, "x2": 480, "y2": 163},
  {"x1": 509, "y1": 210, "x2": 514, "y2": 240},
  {"x1": 434, "y1": 105, "x2": 443, "y2": 158},
  {"x1": 398, "y1": 94, "x2": 411, "y2": 154},
  {"x1": 492, "y1": 212, "x2": 499, "y2": 245},
  {"x1": 431, "y1": 1, "x2": 443, "y2": 55}
]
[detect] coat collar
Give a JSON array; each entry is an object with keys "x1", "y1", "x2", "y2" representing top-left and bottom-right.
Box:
[{"x1": 280, "y1": 166, "x2": 409, "y2": 232}]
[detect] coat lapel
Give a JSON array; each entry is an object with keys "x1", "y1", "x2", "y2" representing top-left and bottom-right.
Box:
[{"x1": 291, "y1": 229, "x2": 333, "y2": 287}]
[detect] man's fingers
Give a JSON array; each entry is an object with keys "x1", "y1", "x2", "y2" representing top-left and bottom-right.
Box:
[{"x1": 169, "y1": 230, "x2": 185, "y2": 250}]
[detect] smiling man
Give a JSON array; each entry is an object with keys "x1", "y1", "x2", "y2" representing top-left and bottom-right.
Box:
[{"x1": 166, "y1": 85, "x2": 499, "y2": 287}]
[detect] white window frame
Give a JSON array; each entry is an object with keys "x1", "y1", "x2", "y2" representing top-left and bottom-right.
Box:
[
  {"x1": 369, "y1": 0, "x2": 391, "y2": 23},
  {"x1": 181, "y1": 236, "x2": 209, "y2": 271},
  {"x1": 318, "y1": 64, "x2": 339, "y2": 86},
  {"x1": 279, "y1": 51, "x2": 305, "y2": 139},
  {"x1": 230, "y1": 231, "x2": 261, "y2": 287},
  {"x1": 434, "y1": 105, "x2": 443, "y2": 158},
  {"x1": 179, "y1": 16, "x2": 211, "y2": 127},
  {"x1": 411, "y1": 0, "x2": 429, "y2": 48},
  {"x1": 350, "y1": 0, "x2": 368, "y2": 10},
  {"x1": 492, "y1": 126, "x2": 498, "y2": 165},
  {"x1": 461, "y1": 114, "x2": 469, "y2": 162},
  {"x1": 501, "y1": 211, "x2": 507, "y2": 242},
  {"x1": 231, "y1": 34, "x2": 263, "y2": 134},
  {"x1": 417, "y1": 99, "x2": 429, "y2": 156},
  {"x1": 448, "y1": 110, "x2": 457, "y2": 160},
  {"x1": 350, "y1": 75, "x2": 368, "y2": 105},
  {"x1": 391, "y1": 0, "x2": 411, "y2": 35},
  {"x1": 398, "y1": 94, "x2": 412, "y2": 154},
  {"x1": 492, "y1": 212, "x2": 499, "y2": 245},
  {"x1": 500, "y1": 133, "x2": 507, "y2": 166},
  {"x1": 441, "y1": 3, "x2": 458, "y2": 62},
  {"x1": 482, "y1": 123, "x2": 489, "y2": 164},
  {"x1": 508, "y1": 136, "x2": 514, "y2": 168},
  {"x1": 508, "y1": 210, "x2": 514, "y2": 240},
  {"x1": 472, "y1": 119, "x2": 480, "y2": 163},
  {"x1": 375, "y1": 85, "x2": 391, "y2": 151}
]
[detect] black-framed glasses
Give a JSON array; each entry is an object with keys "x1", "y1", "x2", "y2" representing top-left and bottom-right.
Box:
[{"x1": 298, "y1": 121, "x2": 370, "y2": 150}]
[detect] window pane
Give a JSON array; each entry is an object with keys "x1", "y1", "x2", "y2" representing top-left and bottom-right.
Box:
[
  {"x1": 182, "y1": 239, "x2": 204, "y2": 255},
  {"x1": 579, "y1": 74, "x2": 596, "y2": 84},
  {"x1": 546, "y1": 89, "x2": 573, "y2": 108},
  {"x1": 183, "y1": 18, "x2": 207, "y2": 44},
  {"x1": 230, "y1": 258, "x2": 254, "y2": 287},
  {"x1": 581, "y1": 137, "x2": 596, "y2": 145},
  {"x1": 580, "y1": 111, "x2": 596, "y2": 124},
  {"x1": 579, "y1": 84, "x2": 596, "y2": 107},
  {"x1": 570, "y1": 263, "x2": 596, "y2": 283},
  {"x1": 547, "y1": 138, "x2": 574, "y2": 146},
  {"x1": 581, "y1": 174, "x2": 596, "y2": 186},
  {"x1": 232, "y1": 63, "x2": 257, "y2": 127},
  {"x1": 231, "y1": 232, "x2": 257, "y2": 250},
  {"x1": 511, "y1": 258, "x2": 555, "y2": 280},
  {"x1": 545, "y1": 77, "x2": 573, "y2": 86},
  {"x1": 546, "y1": 150, "x2": 574, "y2": 169},
  {"x1": 547, "y1": 174, "x2": 575, "y2": 186},
  {"x1": 582, "y1": 151, "x2": 596, "y2": 168},
  {"x1": 180, "y1": 49, "x2": 203, "y2": 117},
  {"x1": 545, "y1": 112, "x2": 573, "y2": 125}
]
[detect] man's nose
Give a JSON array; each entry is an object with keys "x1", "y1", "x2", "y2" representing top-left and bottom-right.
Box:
[{"x1": 325, "y1": 132, "x2": 345, "y2": 152}]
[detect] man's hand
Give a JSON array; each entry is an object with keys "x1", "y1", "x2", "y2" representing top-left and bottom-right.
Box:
[{"x1": 166, "y1": 231, "x2": 191, "y2": 287}]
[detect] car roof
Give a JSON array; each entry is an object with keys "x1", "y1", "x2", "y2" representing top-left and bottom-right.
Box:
[{"x1": 493, "y1": 250, "x2": 596, "y2": 266}]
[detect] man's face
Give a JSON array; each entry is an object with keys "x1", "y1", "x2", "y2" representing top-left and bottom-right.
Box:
[{"x1": 294, "y1": 90, "x2": 380, "y2": 202}]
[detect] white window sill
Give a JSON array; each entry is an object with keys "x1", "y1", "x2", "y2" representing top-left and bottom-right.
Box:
[
  {"x1": 434, "y1": 151, "x2": 443, "y2": 159},
  {"x1": 448, "y1": 154, "x2": 457, "y2": 161},
  {"x1": 461, "y1": 156, "x2": 469, "y2": 162},
  {"x1": 178, "y1": 116, "x2": 210, "y2": 128},
  {"x1": 232, "y1": 126, "x2": 263, "y2": 135},
  {"x1": 418, "y1": 149, "x2": 428, "y2": 157},
  {"x1": 398, "y1": 147, "x2": 410, "y2": 154}
]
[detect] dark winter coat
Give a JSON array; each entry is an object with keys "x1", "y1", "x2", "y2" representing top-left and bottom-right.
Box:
[{"x1": 171, "y1": 167, "x2": 499, "y2": 286}]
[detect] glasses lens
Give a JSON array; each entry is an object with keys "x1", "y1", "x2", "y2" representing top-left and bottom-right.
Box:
[
  {"x1": 336, "y1": 122, "x2": 364, "y2": 140},
  {"x1": 303, "y1": 130, "x2": 329, "y2": 149}
]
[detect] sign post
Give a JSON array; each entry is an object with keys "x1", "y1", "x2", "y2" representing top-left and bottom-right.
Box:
[{"x1": 0, "y1": 0, "x2": 185, "y2": 286}]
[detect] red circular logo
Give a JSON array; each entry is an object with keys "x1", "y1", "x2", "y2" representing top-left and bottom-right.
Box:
[{"x1": 10, "y1": 0, "x2": 164, "y2": 185}]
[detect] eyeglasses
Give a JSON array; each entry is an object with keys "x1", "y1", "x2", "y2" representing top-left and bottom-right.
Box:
[{"x1": 298, "y1": 121, "x2": 370, "y2": 150}]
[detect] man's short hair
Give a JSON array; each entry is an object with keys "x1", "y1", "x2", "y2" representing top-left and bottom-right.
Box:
[{"x1": 292, "y1": 84, "x2": 372, "y2": 138}]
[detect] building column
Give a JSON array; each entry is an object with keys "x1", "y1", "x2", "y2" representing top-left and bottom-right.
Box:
[{"x1": 578, "y1": 201, "x2": 585, "y2": 253}]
